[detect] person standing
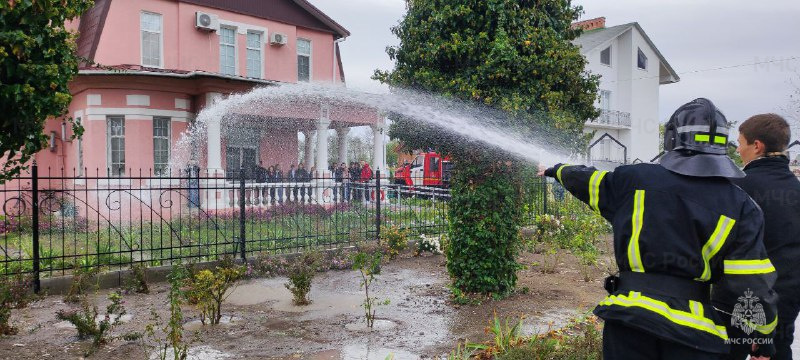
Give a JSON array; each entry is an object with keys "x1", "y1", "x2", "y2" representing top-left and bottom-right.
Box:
[
  {"x1": 360, "y1": 160, "x2": 373, "y2": 203},
  {"x1": 273, "y1": 164, "x2": 284, "y2": 204},
  {"x1": 349, "y1": 162, "x2": 360, "y2": 202},
  {"x1": 540, "y1": 98, "x2": 778, "y2": 359},
  {"x1": 297, "y1": 162, "x2": 308, "y2": 203},
  {"x1": 287, "y1": 164, "x2": 298, "y2": 202},
  {"x1": 724, "y1": 113, "x2": 800, "y2": 360}
]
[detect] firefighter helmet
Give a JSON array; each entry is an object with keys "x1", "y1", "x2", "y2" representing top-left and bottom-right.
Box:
[{"x1": 660, "y1": 98, "x2": 745, "y2": 178}]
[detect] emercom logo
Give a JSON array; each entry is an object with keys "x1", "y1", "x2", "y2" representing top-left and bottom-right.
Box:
[{"x1": 731, "y1": 289, "x2": 766, "y2": 335}]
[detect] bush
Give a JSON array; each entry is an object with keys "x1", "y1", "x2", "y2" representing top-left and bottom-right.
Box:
[
  {"x1": 381, "y1": 226, "x2": 408, "y2": 259},
  {"x1": 56, "y1": 292, "x2": 127, "y2": 354},
  {"x1": 284, "y1": 251, "x2": 322, "y2": 306},
  {"x1": 415, "y1": 234, "x2": 443, "y2": 256},
  {"x1": 0, "y1": 274, "x2": 33, "y2": 335},
  {"x1": 64, "y1": 265, "x2": 101, "y2": 303},
  {"x1": 185, "y1": 262, "x2": 244, "y2": 325},
  {"x1": 352, "y1": 249, "x2": 389, "y2": 328},
  {"x1": 124, "y1": 263, "x2": 149, "y2": 294}
]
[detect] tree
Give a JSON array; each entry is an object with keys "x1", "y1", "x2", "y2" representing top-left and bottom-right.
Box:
[
  {"x1": 386, "y1": 139, "x2": 400, "y2": 168},
  {"x1": 0, "y1": 1, "x2": 93, "y2": 181},
  {"x1": 374, "y1": 0, "x2": 599, "y2": 295}
]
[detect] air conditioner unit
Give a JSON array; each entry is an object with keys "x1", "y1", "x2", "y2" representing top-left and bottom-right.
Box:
[
  {"x1": 195, "y1": 12, "x2": 219, "y2": 32},
  {"x1": 270, "y1": 32, "x2": 288, "y2": 46}
]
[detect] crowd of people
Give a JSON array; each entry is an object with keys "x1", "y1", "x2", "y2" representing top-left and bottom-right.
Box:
[{"x1": 246, "y1": 160, "x2": 376, "y2": 204}]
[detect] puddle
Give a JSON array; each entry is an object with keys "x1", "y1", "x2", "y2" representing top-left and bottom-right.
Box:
[
  {"x1": 184, "y1": 316, "x2": 240, "y2": 331},
  {"x1": 340, "y1": 344, "x2": 420, "y2": 360},
  {"x1": 151, "y1": 345, "x2": 232, "y2": 360},
  {"x1": 227, "y1": 278, "x2": 363, "y2": 318},
  {"x1": 344, "y1": 319, "x2": 397, "y2": 332}
]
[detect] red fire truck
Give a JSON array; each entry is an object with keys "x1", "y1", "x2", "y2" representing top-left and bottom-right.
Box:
[{"x1": 393, "y1": 152, "x2": 452, "y2": 188}]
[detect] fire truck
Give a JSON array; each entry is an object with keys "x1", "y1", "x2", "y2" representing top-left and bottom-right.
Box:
[{"x1": 393, "y1": 152, "x2": 452, "y2": 188}]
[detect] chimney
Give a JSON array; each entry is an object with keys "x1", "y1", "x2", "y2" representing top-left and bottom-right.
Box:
[{"x1": 571, "y1": 17, "x2": 606, "y2": 32}]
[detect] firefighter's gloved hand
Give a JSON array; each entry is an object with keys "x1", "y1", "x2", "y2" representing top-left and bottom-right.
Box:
[
  {"x1": 750, "y1": 342, "x2": 775, "y2": 358},
  {"x1": 539, "y1": 163, "x2": 564, "y2": 178}
]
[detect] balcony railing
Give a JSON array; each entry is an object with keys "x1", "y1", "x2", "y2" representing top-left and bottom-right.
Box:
[{"x1": 588, "y1": 109, "x2": 631, "y2": 127}]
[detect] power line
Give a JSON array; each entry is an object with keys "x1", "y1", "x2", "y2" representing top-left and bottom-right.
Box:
[{"x1": 605, "y1": 56, "x2": 800, "y2": 83}]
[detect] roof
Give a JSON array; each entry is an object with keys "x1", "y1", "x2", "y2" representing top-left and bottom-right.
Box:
[
  {"x1": 77, "y1": 64, "x2": 280, "y2": 86},
  {"x1": 573, "y1": 22, "x2": 680, "y2": 84},
  {"x1": 177, "y1": 0, "x2": 350, "y2": 38}
]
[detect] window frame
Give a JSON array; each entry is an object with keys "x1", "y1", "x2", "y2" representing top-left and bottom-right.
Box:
[
  {"x1": 245, "y1": 30, "x2": 264, "y2": 79},
  {"x1": 297, "y1": 38, "x2": 312, "y2": 82},
  {"x1": 599, "y1": 90, "x2": 612, "y2": 111},
  {"x1": 637, "y1": 48, "x2": 648, "y2": 70},
  {"x1": 600, "y1": 45, "x2": 612, "y2": 66},
  {"x1": 106, "y1": 116, "x2": 126, "y2": 177},
  {"x1": 153, "y1": 117, "x2": 171, "y2": 176},
  {"x1": 140, "y1": 11, "x2": 163, "y2": 68},
  {"x1": 219, "y1": 26, "x2": 238, "y2": 76}
]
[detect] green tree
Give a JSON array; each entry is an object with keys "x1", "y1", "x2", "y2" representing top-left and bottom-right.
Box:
[
  {"x1": 386, "y1": 139, "x2": 400, "y2": 168},
  {"x1": 374, "y1": 0, "x2": 599, "y2": 295},
  {"x1": 0, "y1": 1, "x2": 93, "y2": 181}
]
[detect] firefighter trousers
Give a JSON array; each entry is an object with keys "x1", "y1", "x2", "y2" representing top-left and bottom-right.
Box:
[{"x1": 603, "y1": 320, "x2": 722, "y2": 360}]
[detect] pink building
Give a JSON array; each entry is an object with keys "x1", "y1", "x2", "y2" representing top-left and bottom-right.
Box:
[{"x1": 37, "y1": 0, "x2": 385, "y2": 181}]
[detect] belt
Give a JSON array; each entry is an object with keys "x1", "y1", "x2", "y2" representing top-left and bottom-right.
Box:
[{"x1": 616, "y1": 271, "x2": 710, "y2": 303}]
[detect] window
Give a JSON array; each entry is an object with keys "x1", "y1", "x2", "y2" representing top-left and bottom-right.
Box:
[
  {"x1": 297, "y1": 38, "x2": 311, "y2": 82},
  {"x1": 246, "y1": 32, "x2": 262, "y2": 78},
  {"x1": 153, "y1": 117, "x2": 171, "y2": 176},
  {"x1": 220, "y1": 27, "x2": 236, "y2": 75},
  {"x1": 637, "y1": 48, "x2": 648, "y2": 70},
  {"x1": 599, "y1": 90, "x2": 611, "y2": 110},
  {"x1": 140, "y1": 12, "x2": 162, "y2": 67},
  {"x1": 107, "y1": 116, "x2": 125, "y2": 176},
  {"x1": 600, "y1": 46, "x2": 611, "y2": 66}
]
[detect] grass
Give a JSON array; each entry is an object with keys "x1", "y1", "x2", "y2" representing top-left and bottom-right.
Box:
[{"x1": 1, "y1": 200, "x2": 449, "y2": 277}]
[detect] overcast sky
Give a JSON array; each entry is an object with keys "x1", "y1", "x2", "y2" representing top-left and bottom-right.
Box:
[{"x1": 309, "y1": 0, "x2": 800, "y2": 141}]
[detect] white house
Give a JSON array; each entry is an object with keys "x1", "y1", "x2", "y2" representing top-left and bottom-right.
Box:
[{"x1": 573, "y1": 17, "x2": 680, "y2": 167}]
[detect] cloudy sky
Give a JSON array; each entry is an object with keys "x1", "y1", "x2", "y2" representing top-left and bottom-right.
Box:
[{"x1": 309, "y1": 0, "x2": 800, "y2": 140}]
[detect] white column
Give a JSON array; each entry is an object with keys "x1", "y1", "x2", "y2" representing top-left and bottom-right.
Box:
[
  {"x1": 303, "y1": 130, "x2": 314, "y2": 170},
  {"x1": 315, "y1": 119, "x2": 331, "y2": 177},
  {"x1": 372, "y1": 121, "x2": 387, "y2": 174},
  {"x1": 337, "y1": 128, "x2": 349, "y2": 166},
  {"x1": 205, "y1": 92, "x2": 224, "y2": 176}
]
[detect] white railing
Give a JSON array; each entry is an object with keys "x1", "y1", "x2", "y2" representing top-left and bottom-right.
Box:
[{"x1": 590, "y1": 109, "x2": 632, "y2": 127}]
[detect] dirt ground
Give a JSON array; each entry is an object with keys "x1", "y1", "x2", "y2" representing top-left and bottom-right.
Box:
[{"x1": 0, "y1": 241, "x2": 635, "y2": 359}]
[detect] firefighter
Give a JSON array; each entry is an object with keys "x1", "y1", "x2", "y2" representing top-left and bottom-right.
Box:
[{"x1": 539, "y1": 98, "x2": 778, "y2": 359}]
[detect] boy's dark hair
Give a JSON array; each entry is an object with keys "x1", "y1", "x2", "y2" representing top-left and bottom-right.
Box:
[{"x1": 739, "y1": 113, "x2": 791, "y2": 153}]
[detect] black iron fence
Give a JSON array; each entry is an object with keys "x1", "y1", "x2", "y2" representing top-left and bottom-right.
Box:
[{"x1": 0, "y1": 165, "x2": 584, "y2": 292}]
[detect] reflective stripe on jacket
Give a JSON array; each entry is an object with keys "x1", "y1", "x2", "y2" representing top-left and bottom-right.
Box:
[{"x1": 545, "y1": 163, "x2": 778, "y2": 354}]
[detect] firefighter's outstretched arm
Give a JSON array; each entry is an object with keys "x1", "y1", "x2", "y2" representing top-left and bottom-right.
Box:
[
  {"x1": 541, "y1": 163, "x2": 618, "y2": 219},
  {"x1": 713, "y1": 201, "x2": 778, "y2": 342}
]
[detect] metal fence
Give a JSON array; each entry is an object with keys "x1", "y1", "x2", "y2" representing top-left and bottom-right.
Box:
[{"x1": 0, "y1": 165, "x2": 584, "y2": 292}]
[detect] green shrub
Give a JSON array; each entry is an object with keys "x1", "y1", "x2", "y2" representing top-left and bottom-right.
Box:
[
  {"x1": 352, "y1": 249, "x2": 389, "y2": 328},
  {"x1": 56, "y1": 292, "x2": 127, "y2": 355},
  {"x1": 284, "y1": 251, "x2": 322, "y2": 306},
  {"x1": 185, "y1": 263, "x2": 244, "y2": 325},
  {"x1": 124, "y1": 263, "x2": 149, "y2": 294},
  {"x1": 381, "y1": 226, "x2": 408, "y2": 259},
  {"x1": 0, "y1": 274, "x2": 32, "y2": 335},
  {"x1": 64, "y1": 265, "x2": 101, "y2": 303}
]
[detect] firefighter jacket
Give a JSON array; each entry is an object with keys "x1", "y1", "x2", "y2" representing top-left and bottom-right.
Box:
[{"x1": 544, "y1": 163, "x2": 778, "y2": 354}]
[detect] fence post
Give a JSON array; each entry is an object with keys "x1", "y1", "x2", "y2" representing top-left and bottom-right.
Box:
[
  {"x1": 239, "y1": 167, "x2": 246, "y2": 261},
  {"x1": 31, "y1": 162, "x2": 40, "y2": 293},
  {"x1": 541, "y1": 176, "x2": 548, "y2": 216},
  {"x1": 375, "y1": 170, "x2": 381, "y2": 244}
]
